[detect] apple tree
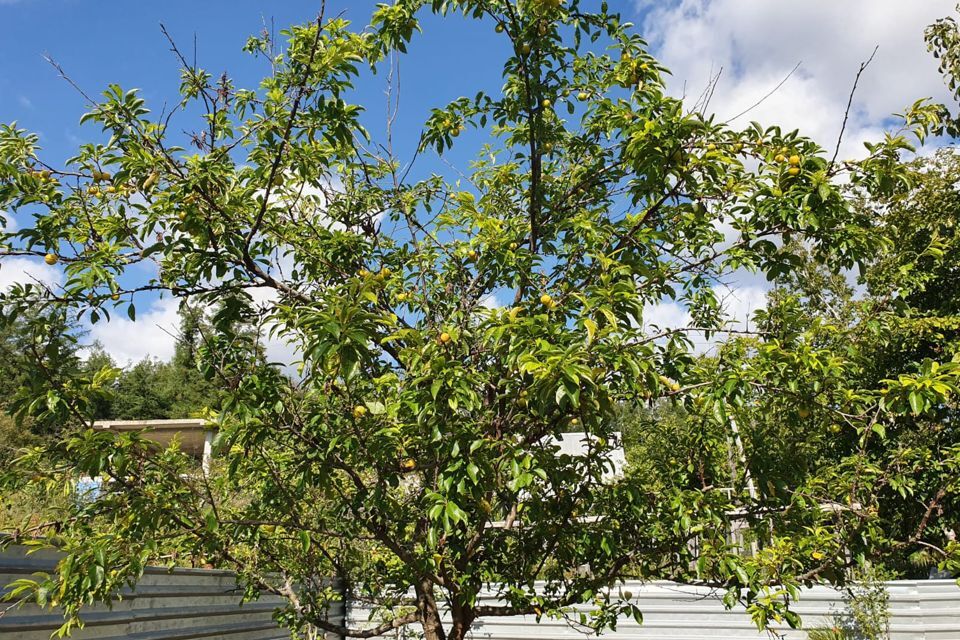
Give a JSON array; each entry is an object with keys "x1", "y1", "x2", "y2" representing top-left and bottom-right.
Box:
[{"x1": 1, "y1": 1, "x2": 955, "y2": 638}]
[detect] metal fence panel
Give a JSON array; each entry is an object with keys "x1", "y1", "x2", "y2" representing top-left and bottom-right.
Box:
[
  {"x1": 4, "y1": 544, "x2": 958, "y2": 640},
  {"x1": 0, "y1": 545, "x2": 343, "y2": 640},
  {"x1": 347, "y1": 580, "x2": 960, "y2": 639}
]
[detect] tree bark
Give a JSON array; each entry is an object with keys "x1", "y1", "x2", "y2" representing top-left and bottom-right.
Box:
[
  {"x1": 416, "y1": 578, "x2": 446, "y2": 640},
  {"x1": 448, "y1": 596, "x2": 475, "y2": 640}
]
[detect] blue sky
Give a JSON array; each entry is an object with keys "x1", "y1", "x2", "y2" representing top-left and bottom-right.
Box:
[
  {"x1": 1, "y1": 0, "x2": 957, "y2": 364},
  {"x1": 0, "y1": 0, "x2": 522, "y2": 172}
]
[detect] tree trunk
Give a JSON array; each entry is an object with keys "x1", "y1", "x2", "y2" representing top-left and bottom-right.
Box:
[
  {"x1": 416, "y1": 579, "x2": 446, "y2": 640},
  {"x1": 447, "y1": 602, "x2": 474, "y2": 640},
  {"x1": 447, "y1": 586, "x2": 476, "y2": 640}
]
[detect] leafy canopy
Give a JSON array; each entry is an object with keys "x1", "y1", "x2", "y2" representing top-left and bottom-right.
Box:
[{"x1": 1, "y1": 1, "x2": 957, "y2": 639}]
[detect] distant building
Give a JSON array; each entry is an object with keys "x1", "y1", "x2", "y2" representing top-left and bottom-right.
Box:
[
  {"x1": 552, "y1": 431, "x2": 626, "y2": 480},
  {"x1": 93, "y1": 419, "x2": 216, "y2": 474}
]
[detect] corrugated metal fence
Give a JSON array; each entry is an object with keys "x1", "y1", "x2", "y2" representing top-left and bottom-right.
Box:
[
  {"x1": 347, "y1": 580, "x2": 960, "y2": 640},
  {"x1": 3, "y1": 544, "x2": 958, "y2": 639},
  {"x1": 0, "y1": 545, "x2": 303, "y2": 640}
]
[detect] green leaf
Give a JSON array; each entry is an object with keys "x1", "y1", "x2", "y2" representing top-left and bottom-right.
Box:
[
  {"x1": 299, "y1": 530, "x2": 311, "y2": 553},
  {"x1": 204, "y1": 510, "x2": 219, "y2": 533},
  {"x1": 583, "y1": 317, "x2": 597, "y2": 343}
]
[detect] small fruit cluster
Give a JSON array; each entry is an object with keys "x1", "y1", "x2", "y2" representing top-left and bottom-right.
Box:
[
  {"x1": 358, "y1": 266, "x2": 393, "y2": 280},
  {"x1": 28, "y1": 168, "x2": 55, "y2": 182},
  {"x1": 440, "y1": 117, "x2": 465, "y2": 137},
  {"x1": 87, "y1": 184, "x2": 131, "y2": 197},
  {"x1": 86, "y1": 169, "x2": 139, "y2": 197},
  {"x1": 773, "y1": 151, "x2": 803, "y2": 176},
  {"x1": 658, "y1": 375, "x2": 681, "y2": 392},
  {"x1": 619, "y1": 53, "x2": 652, "y2": 90}
]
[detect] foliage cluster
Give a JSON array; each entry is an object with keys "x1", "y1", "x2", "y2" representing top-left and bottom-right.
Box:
[{"x1": 0, "y1": 1, "x2": 959, "y2": 639}]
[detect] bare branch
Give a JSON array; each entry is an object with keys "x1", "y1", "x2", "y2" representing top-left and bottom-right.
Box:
[{"x1": 830, "y1": 46, "x2": 879, "y2": 171}]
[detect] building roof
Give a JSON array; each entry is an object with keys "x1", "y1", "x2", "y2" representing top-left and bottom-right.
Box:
[{"x1": 93, "y1": 419, "x2": 212, "y2": 457}]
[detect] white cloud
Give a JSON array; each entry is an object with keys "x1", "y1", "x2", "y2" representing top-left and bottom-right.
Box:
[
  {"x1": 479, "y1": 292, "x2": 502, "y2": 309},
  {"x1": 639, "y1": 0, "x2": 954, "y2": 159},
  {"x1": 644, "y1": 281, "x2": 769, "y2": 354},
  {"x1": 85, "y1": 288, "x2": 306, "y2": 372},
  {"x1": 632, "y1": 1, "x2": 954, "y2": 347},
  {"x1": 247, "y1": 285, "x2": 304, "y2": 370},
  {"x1": 262, "y1": 331, "x2": 302, "y2": 372},
  {"x1": 254, "y1": 176, "x2": 359, "y2": 234},
  {"x1": 0, "y1": 256, "x2": 61, "y2": 292},
  {"x1": 714, "y1": 283, "x2": 767, "y2": 332},
  {"x1": 87, "y1": 296, "x2": 181, "y2": 365},
  {"x1": 644, "y1": 298, "x2": 691, "y2": 333}
]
